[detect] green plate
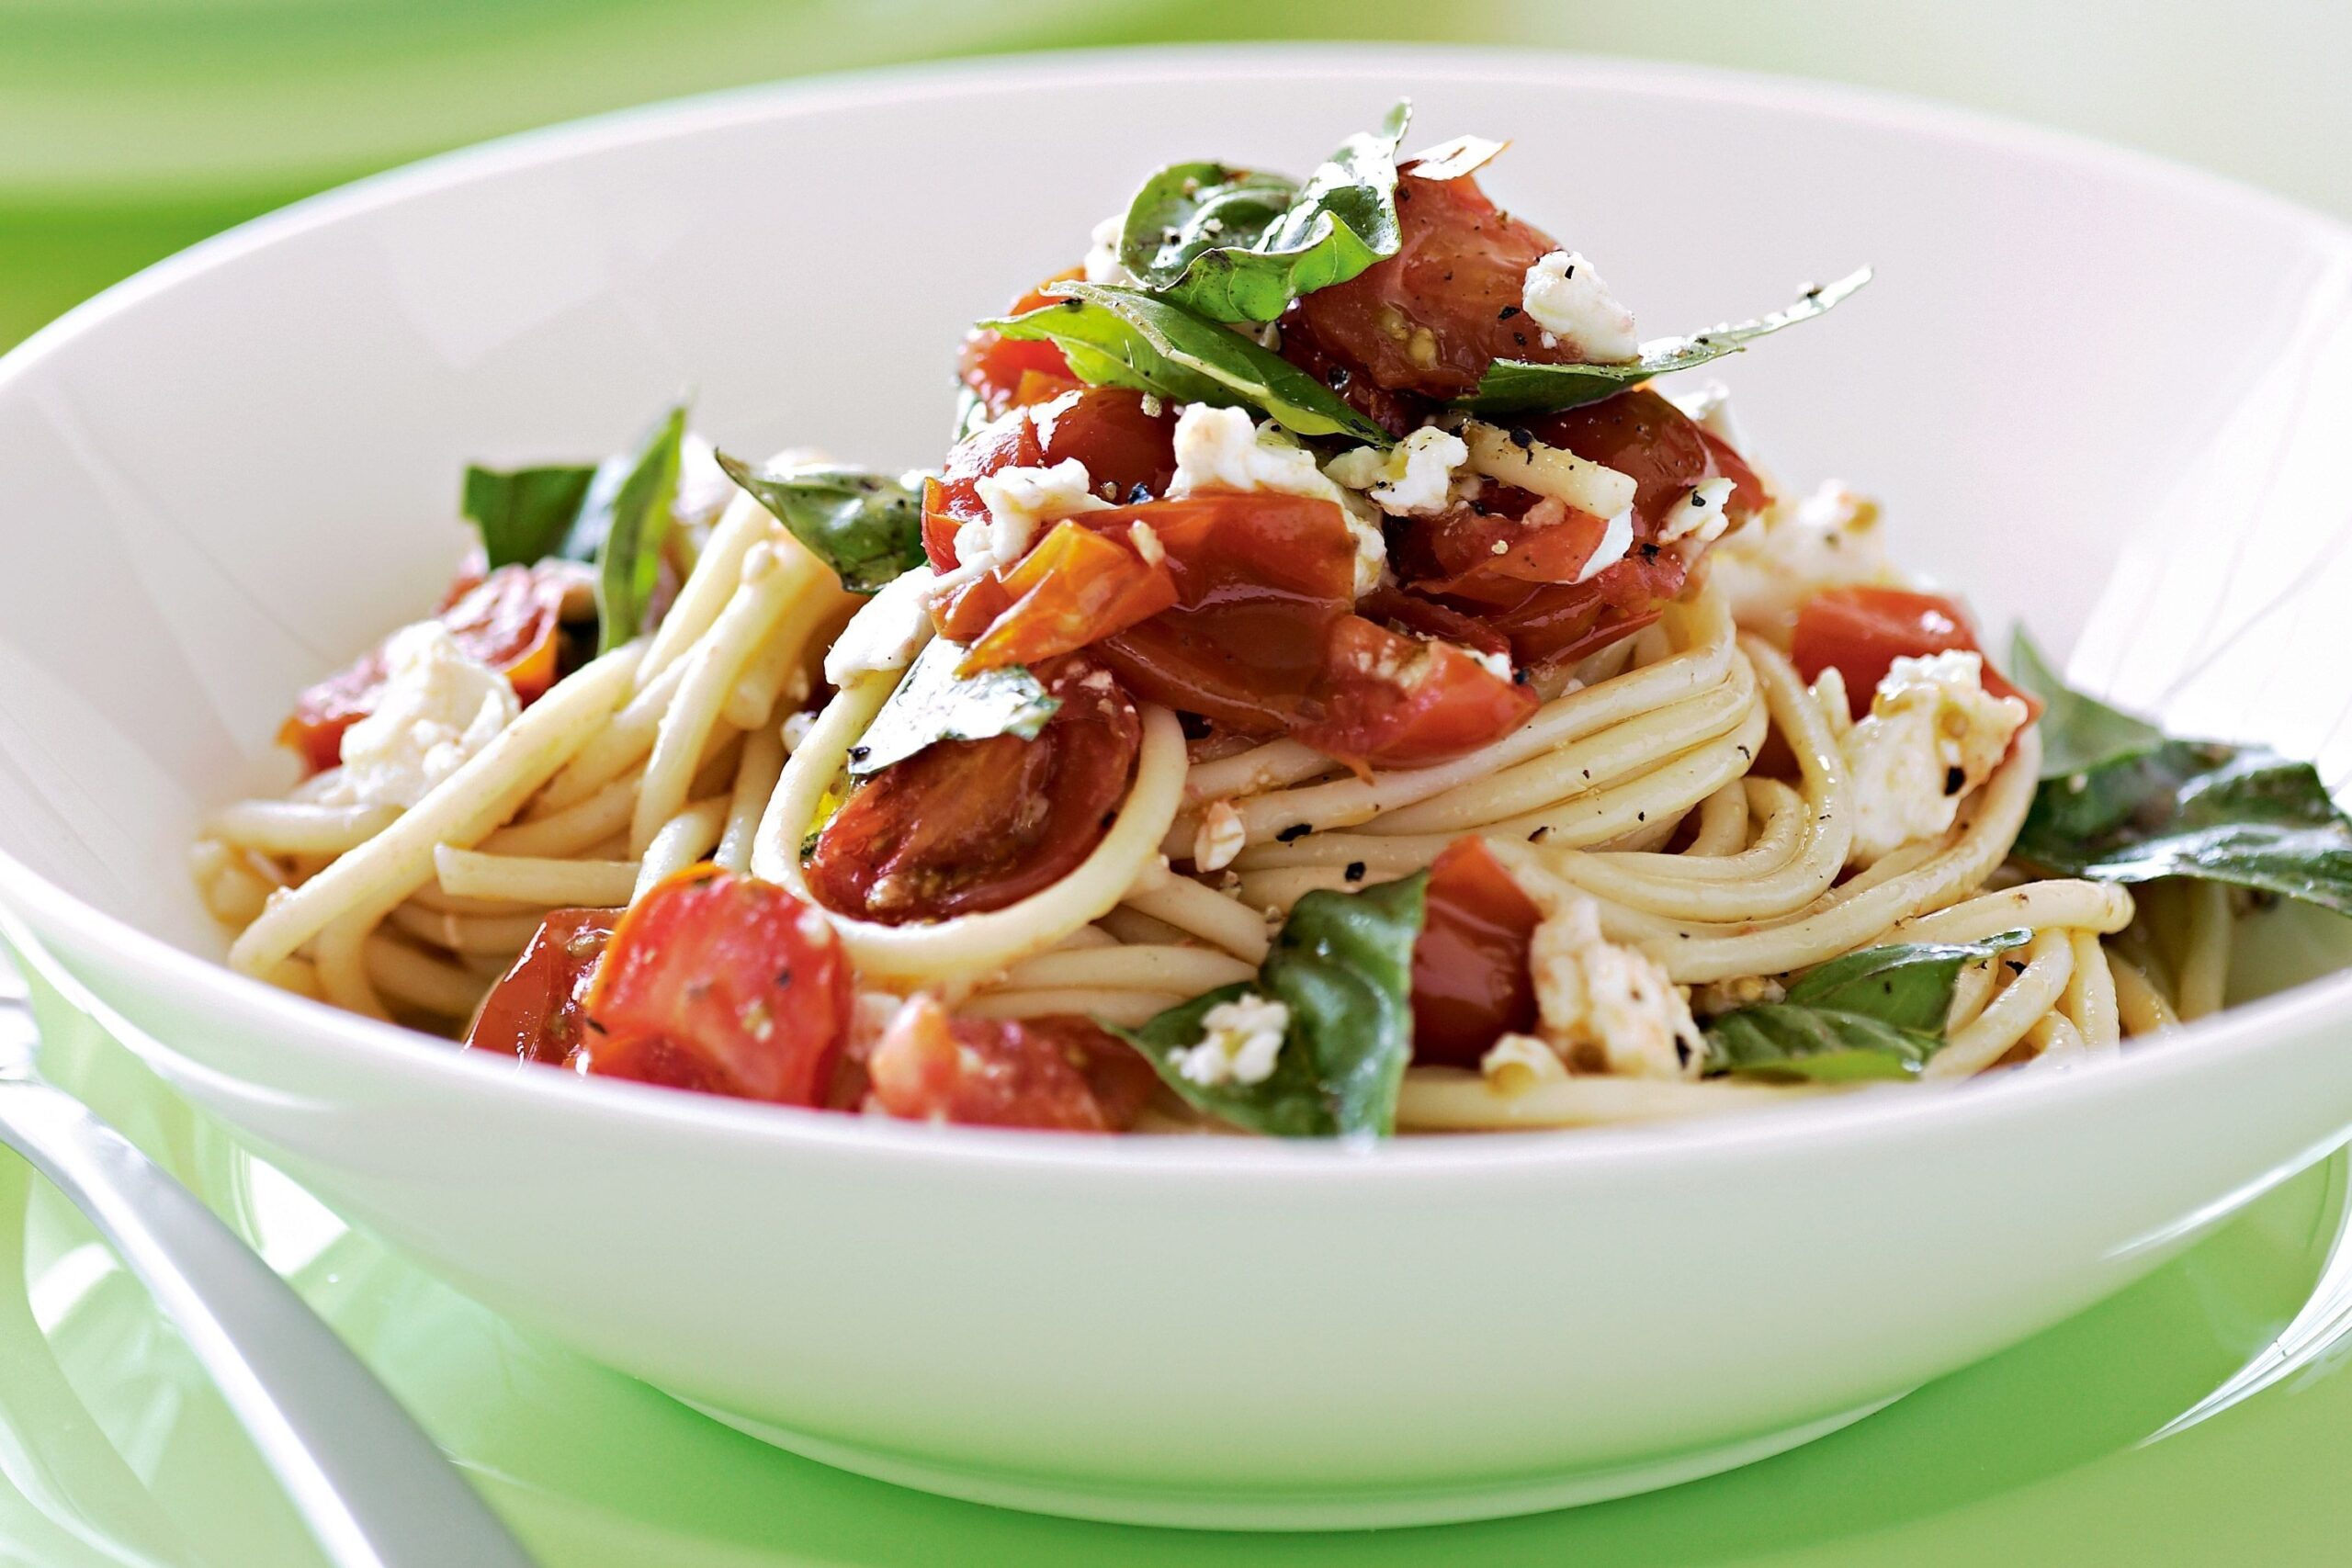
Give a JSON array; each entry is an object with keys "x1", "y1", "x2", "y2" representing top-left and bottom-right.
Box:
[{"x1": 11, "y1": 968, "x2": 2352, "y2": 1565}]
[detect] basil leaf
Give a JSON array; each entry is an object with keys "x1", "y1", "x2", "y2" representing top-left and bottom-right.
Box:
[
  {"x1": 2012, "y1": 739, "x2": 2352, "y2": 915},
  {"x1": 460, "y1": 464, "x2": 599, "y2": 569},
  {"x1": 1454, "y1": 267, "x2": 1872, "y2": 416},
  {"x1": 591, "y1": 405, "x2": 686, "y2": 654},
  {"x1": 1704, "y1": 931, "x2": 2030, "y2": 1081},
  {"x1": 843, "y1": 637, "x2": 1058, "y2": 778},
  {"x1": 717, "y1": 454, "x2": 925, "y2": 594},
  {"x1": 1115, "y1": 871, "x2": 1429, "y2": 1137},
  {"x1": 1120, "y1": 102, "x2": 1409, "y2": 323},
  {"x1": 2007, "y1": 629, "x2": 2165, "y2": 780},
  {"x1": 984, "y1": 283, "x2": 1392, "y2": 446}
]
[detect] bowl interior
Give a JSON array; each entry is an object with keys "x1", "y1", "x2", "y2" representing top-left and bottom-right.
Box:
[{"x1": 1, "y1": 47, "x2": 2349, "y2": 969}]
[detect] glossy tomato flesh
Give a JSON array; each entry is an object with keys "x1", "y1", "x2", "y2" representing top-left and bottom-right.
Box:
[
  {"x1": 1296, "y1": 615, "x2": 1539, "y2": 771},
  {"x1": 1792, "y1": 586, "x2": 2041, "y2": 720},
  {"x1": 804, "y1": 656, "x2": 1141, "y2": 923},
  {"x1": 576, "y1": 867, "x2": 853, "y2": 1105},
  {"x1": 1409, "y1": 837, "x2": 1544, "y2": 1067},
  {"x1": 867, "y1": 998, "x2": 1159, "y2": 1131},
  {"x1": 957, "y1": 519, "x2": 1179, "y2": 674},
  {"x1": 463, "y1": 907, "x2": 619, "y2": 1066},
  {"x1": 956, "y1": 270, "x2": 1084, "y2": 424}
]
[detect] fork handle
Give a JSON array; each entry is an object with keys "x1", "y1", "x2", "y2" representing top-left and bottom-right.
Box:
[{"x1": 0, "y1": 1077, "x2": 537, "y2": 1568}]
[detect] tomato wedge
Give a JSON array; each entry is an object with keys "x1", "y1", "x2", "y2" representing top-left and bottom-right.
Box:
[
  {"x1": 958, "y1": 519, "x2": 1179, "y2": 675},
  {"x1": 278, "y1": 562, "x2": 572, "y2": 774},
  {"x1": 574, "y1": 867, "x2": 853, "y2": 1104},
  {"x1": 956, "y1": 269, "x2": 1084, "y2": 424},
  {"x1": 1530, "y1": 388, "x2": 1768, "y2": 534},
  {"x1": 922, "y1": 388, "x2": 1177, "y2": 570},
  {"x1": 463, "y1": 907, "x2": 619, "y2": 1066},
  {"x1": 1409, "y1": 838, "x2": 1544, "y2": 1067},
  {"x1": 805, "y1": 655, "x2": 1141, "y2": 923},
  {"x1": 1292, "y1": 164, "x2": 1576, "y2": 400},
  {"x1": 867, "y1": 998, "x2": 1159, "y2": 1131},
  {"x1": 1391, "y1": 490, "x2": 1614, "y2": 600},
  {"x1": 1792, "y1": 586, "x2": 2041, "y2": 720},
  {"x1": 1296, "y1": 615, "x2": 1539, "y2": 771}
]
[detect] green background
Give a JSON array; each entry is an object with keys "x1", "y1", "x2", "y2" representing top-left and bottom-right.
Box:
[{"x1": 7, "y1": 0, "x2": 2352, "y2": 353}]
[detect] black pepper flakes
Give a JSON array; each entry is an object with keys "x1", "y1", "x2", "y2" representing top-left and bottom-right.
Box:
[
  {"x1": 1508, "y1": 426, "x2": 1534, "y2": 449},
  {"x1": 1177, "y1": 711, "x2": 1213, "y2": 740},
  {"x1": 846, "y1": 745, "x2": 870, "y2": 761},
  {"x1": 1325, "y1": 365, "x2": 1351, "y2": 390},
  {"x1": 775, "y1": 966, "x2": 794, "y2": 988},
  {"x1": 1512, "y1": 668, "x2": 1530, "y2": 685},
  {"x1": 1943, "y1": 766, "x2": 1965, "y2": 795},
  {"x1": 1497, "y1": 304, "x2": 1521, "y2": 321},
  {"x1": 1344, "y1": 861, "x2": 1367, "y2": 883},
  {"x1": 1126, "y1": 481, "x2": 1152, "y2": 505},
  {"x1": 1275, "y1": 823, "x2": 1312, "y2": 843}
]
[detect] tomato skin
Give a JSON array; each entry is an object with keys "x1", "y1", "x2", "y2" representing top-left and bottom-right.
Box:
[
  {"x1": 1792, "y1": 587, "x2": 2041, "y2": 720},
  {"x1": 1393, "y1": 491, "x2": 1613, "y2": 599},
  {"x1": 1274, "y1": 306, "x2": 1439, "y2": 439},
  {"x1": 463, "y1": 907, "x2": 620, "y2": 1066},
  {"x1": 922, "y1": 389, "x2": 1178, "y2": 571},
  {"x1": 1293, "y1": 167, "x2": 1572, "y2": 399},
  {"x1": 278, "y1": 562, "x2": 571, "y2": 773},
  {"x1": 867, "y1": 998, "x2": 1158, "y2": 1131},
  {"x1": 1296, "y1": 615, "x2": 1540, "y2": 771},
  {"x1": 577, "y1": 867, "x2": 853, "y2": 1106},
  {"x1": 958, "y1": 519, "x2": 1179, "y2": 675},
  {"x1": 956, "y1": 270, "x2": 1083, "y2": 424},
  {"x1": 805, "y1": 656, "x2": 1141, "y2": 923},
  {"x1": 1409, "y1": 838, "x2": 1544, "y2": 1067}
]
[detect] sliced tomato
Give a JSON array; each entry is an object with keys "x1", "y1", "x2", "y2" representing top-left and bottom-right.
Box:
[
  {"x1": 1089, "y1": 491, "x2": 1362, "y2": 733},
  {"x1": 922, "y1": 388, "x2": 1178, "y2": 570},
  {"x1": 575, "y1": 866, "x2": 853, "y2": 1105},
  {"x1": 1296, "y1": 615, "x2": 1539, "y2": 770},
  {"x1": 1274, "y1": 306, "x2": 1440, "y2": 439},
  {"x1": 1529, "y1": 387, "x2": 1768, "y2": 534},
  {"x1": 1291, "y1": 166, "x2": 1575, "y2": 400},
  {"x1": 1792, "y1": 586, "x2": 2041, "y2": 720},
  {"x1": 463, "y1": 907, "x2": 620, "y2": 1066},
  {"x1": 958, "y1": 519, "x2": 1179, "y2": 674},
  {"x1": 1356, "y1": 584, "x2": 1511, "y2": 660},
  {"x1": 1392, "y1": 489, "x2": 1615, "y2": 599},
  {"x1": 277, "y1": 562, "x2": 571, "y2": 773},
  {"x1": 867, "y1": 998, "x2": 1158, "y2": 1132},
  {"x1": 805, "y1": 655, "x2": 1140, "y2": 923},
  {"x1": 956, "y1": 269, "x2": 1084, "y2": 424},
  {"x1": 1409, "y1": 838, "x2": 1544, "y2": 1067}
]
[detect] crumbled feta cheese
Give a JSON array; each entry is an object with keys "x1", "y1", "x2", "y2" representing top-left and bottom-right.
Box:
[
  {"x1": 1668, "y1": 379, "x2": 1745, "y2": 450},
  {"x1": 970, "y1": 458, "x2": 1110, "y2": 566},
  {"x1": 1521, "y1": 878, "x2": 1703, "y2": 1080},
  {"x1": 1574, "y1": 508, "x2": 1637, "y2": 583},
  {"x1": 1170, "y1": 992, "x2": 1290, "y2": 1087},
  {"x1": 1028, "y1": 388, "x2": 1081, "y2": 450},
  {"x1": 1520, "y1": 251, "x2": 1640, "y2": 363},
  {"x1": 1658, "y1": 477, "x2": 1737, "y2": 549},
  {"x1": 1480, "y1": 1032, "x2": 1569, "y2": 1094},
  {"x1": 322, "y1": 622, "x2": 518, "y2": 808},
  {"x1": 1839, "y1": 650, "x2": 2030, "y2": 866},
  {"x1": 1468, "y1": 647, "x2": 1514, "y2": 683},
  {"x1": 823, "y1": 566, "x2": 938, "y2": 683},
  {"x1": 780, "y1": 710, "x2": 819, "y2": 752},
  {"x1": 1129, "y1": 520, "x2": 1166, "y2": 566},
  {"x1": 1193, "y1": 799, "x2": 1246, "y2": 872},
  {"x1": 1170, "y1": 404, "x2": 1386, "y2": 596},
  {"x1": 1461, "y1": 422, "x2": 1638, "y2": 521},
  {"x1": 1321, "y1": 426, "x2": 1469, "y2": 517},
  {"x1": 1082, "y1": 214, "x2": 1134, "y2": 286},
  {"x1": 1710, "y1": 481, "x2": 1895, "y2": 639}
]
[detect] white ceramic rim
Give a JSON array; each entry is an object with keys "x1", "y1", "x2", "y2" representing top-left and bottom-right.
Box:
[{"x1": 5, "y1": 40, "x2": 2349, "y2": 1178}]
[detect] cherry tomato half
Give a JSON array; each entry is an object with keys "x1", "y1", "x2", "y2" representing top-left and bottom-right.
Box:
[
  {"x1": 866, "y1": 998, "x2": 1159, "y2": 1132},
  {"x1": 463, "y1": 907, "x2": 619, "y2": 1066},
  {"x1": 1296, "y1": 615, "x2": 1539, "y2": 771},
  {"x1": 1409, "y1": 837, "x2": 1544, "y2": 1067},
  {"x1": 922, "y1": 388, "x2": 1178, "y2": 570},
  {"x1": 575, "y1": 867, "x2": 854, "y2": 1105},
  {"x1": 956, "y1": 269, "x2": 1084, "y2": 424},
  {"x1": 957, "y1": 519, "x2": 1179, "y2": 674},
  {"x1": 805, "y1": 656, "x2": 1141, "y2": 923},
  {"x1": 1791, "y1": 586, "x2": 2041, "y2": 720}
]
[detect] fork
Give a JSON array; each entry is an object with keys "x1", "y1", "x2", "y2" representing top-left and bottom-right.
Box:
[{"x1": 0, "y1": 951, "x2": 537, "y2": 1568}]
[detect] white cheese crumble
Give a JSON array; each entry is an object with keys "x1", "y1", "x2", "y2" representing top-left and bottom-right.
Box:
[
  {"x1": 1468, "y1": 647, "x2": 1514, "y2": 683},
  {"x1": 1658, "y1": 476, "x2": 1737, "y2": 550},
  {"x1": 1170, "y1": 991, "x2": 1290, "y2": 1088},
  {"x1": 1668, "y1": 379, "x2": 1745, "y2": 450},
  {"x1": 1709, "y1": 481, "x2": 1895, "y2": 639},
  {"x1": 1129, "y1": 520, "x2": 1166, "y2": 566},
  {"x1": 1193, "y1": 799, "x2": 1247, "y2": 873},
  {"x1": 1321, "y1": 426, "x2": 1470, "y2": 517},
  {"x1": 322, "y1": 622, "x2": 517, "y2": 808},
  {"x1": 780, "y1": 710, "x2": 819, "y2": 752},
  {"x1": 1575, "y1": 508, "x2": 1637, "y2": 583},
  {"x1": 969, "y1": 458, "x2": 1110, "y2": 567},
  {"x1": 1082, "y1": 214, "x2": 1135, "y2": 286},
  {"x1": 1509, "y1": 864, "x2": 1703, "y2": 1081},
  {"x1": 1520, "y1": 250, "x2": 1640, "y2": 363},
  {"x1": 1170, "y1": 403, "x2": 1386, "y2": 597},
  {"x1": 1480, "y1": 1032, "x2": 1569, "y2": 1094},
  {"x1": 1839, "y1": 650, "x2": 2030, "y2": 867},
  {"x1": 823, "y1": 565, "x2": 939, "y2": 684}
]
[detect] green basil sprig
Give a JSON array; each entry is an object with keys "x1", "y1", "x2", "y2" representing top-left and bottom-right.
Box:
[
  {"x1": 984, "y1": 283, "x2": 1392, "y2": 446},
  {"x1": 1454, "y1": 267, "x2": 1872, "y2": 416},
  {"x1": 460, "y1": 403, "x2": 685, "y2": 654},
  {"x1": 1118, "y1": 102, "x2": 1410, "y2": 324},
  {"x1": 716, "y1": 455, "x2": 926, "y2": 594},
  {"x1": 1117, "y1": 872, "x2": 1429, "y2": 1137},
  {"x1": 843, "y1": 637, "x2": 1057, "y2": 778},
  {"x1": 1703, "y1": 931, "x2": 2031, "y2": 1082}
]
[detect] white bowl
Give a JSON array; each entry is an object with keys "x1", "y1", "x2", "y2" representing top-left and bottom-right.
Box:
[{"x1": 6, "y1": 45, "x2": 2352, "y2": 1531}]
